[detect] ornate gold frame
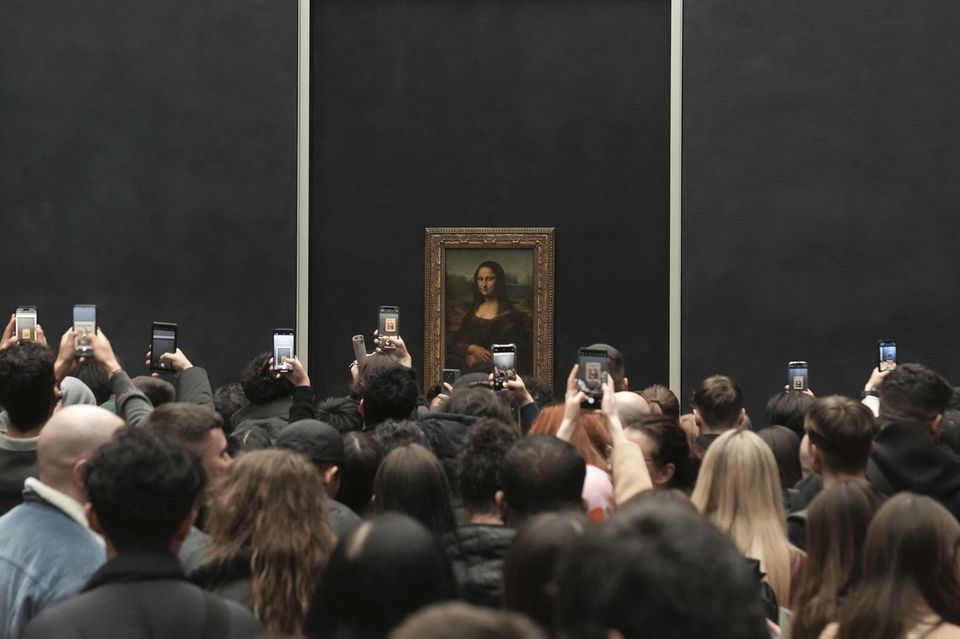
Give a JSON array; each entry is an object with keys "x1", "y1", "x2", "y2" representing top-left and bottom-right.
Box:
[{"x1": 424, "y1": 227, "x2": 556, "y2": 390}]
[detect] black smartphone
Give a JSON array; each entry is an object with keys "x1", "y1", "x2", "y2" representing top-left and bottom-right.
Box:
[
  {"x1": 73, "y1": 304, "x2": 97, "y2": 357},
  {"x1": 352, "y1": 334, "x2": 367, "y2": 363},
  {"x1": 492, "y1": 344, "x2": 517, "y2": 391},
  {"x1": 150, "y1": 322, "x2": 178, "y2": 372},
  {"x1": 273, "y1": 328, "x2": 295, "y2": 372},
  {"x1": 878, "y1": 340, "x2": 897, "y2": 372},
  {"x1": 578, "y1": 347, "x2": 609, "y2": 409},
  {"x1": 378, "y1": 306, "x2": 399, "y2": 349},
  {"x1": 15, "y1": 306, "x2": 37, "y2": 343},
  {"x1": 787, "y1": 361, "x2": 808, "y2": 391},
  {"x1": 442, "y1": 368, "x2": 461, "y2": 386}
]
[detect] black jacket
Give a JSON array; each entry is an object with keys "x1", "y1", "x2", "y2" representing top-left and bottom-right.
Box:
[
  {"x1": 23, "y1": 551, "x2": 260, "y2": 639},
  {"x1": 443, "y1": 524, "x2": 515, "y2": 608}
]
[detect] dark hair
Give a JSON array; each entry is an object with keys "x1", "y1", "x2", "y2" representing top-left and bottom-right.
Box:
[
  {"x1": 940, "y1": 409, "x2": 960, "y2": 455},
  {"x1": 502, "y1": 512, "x2": 591, "y2": 632},
  {"x1": 338, "y1": 431, "x2": 384, "y2": 516},
  {"x1": 500, "y1": 435, "x2": 585, "y2": 525},
  {"x1": 587, "y1": 344, "x2": 625, "y2": 388},
  {"x1": 390, "y1": 602, "x2": 547, "y2": 639},
  {"x1": 0, "y1": 342, "x2": 56, "y2": 432},
  {"x1": 362, "y1": 365, "x2": 419, "y2": 427},
  {"x1": 804, "y1": 396, "x2": 878, "y2": 476},
  {"x1": 692, "y1": 375, "x2": 743, "y2": 430},
  {"x1": 132, "y1": 375, "x2": 176, "y2": 407},
  {"x1": 317, "y1": 396, "x2": 363, "y2": 434},
  {"x1": 213, "y1": 382, "x2": 249, "y2": 434},
  {"x1": 76, "y1": 360, "x2": 112, "y2": 405},
  {"x1": 765, "y1": 390, "x2": 814, "y2": 436},
  {"x1": 641, "y1": 384, "x2": 681, "y2": 419},
  {"x1": 142, "y1": 403, "x2": 224, "y2": 459},
  {"x1": 756, "y1": 425, "x2": 802, "y2": 490},
  {"x1": 241, "y1": 352, "x2": 293, "y2": 404},
  {"x1": 84, "y1": 430, "x2": 205, "y2": 552},
  {"x1": 555, "y1": 500, "x2": 768, "y2": 639},
  {"x1": 444, "y1": 386, "x2": 515, "y2": 424},
  {"x1": 471, "y1": 261, "x2": 508, "y2": 307},
  {"x1": 457, "y1": 418, "x2": 521, "y2": 514},
  {"x1": 304, "y1": 513, "x2": 457, "y2": 639},
  {"x1": 522, "y1": 376, "x2": 556, "y2": 407},
  {"x1": 790, "y1": 480, "x2": 880, "y2": 639},
  {"x1": 878, "y1": 362, "x2": 953, "y2": 426},
  {"x1": 374, "y1": 444, "x2": 456, "y2": 535},
  {"x1": 628, "y1": 415, "x2": 699, "y2": 491},
  {"x1": 834, "y1": 493, "x2": 960, "y2": 639},
  {"x1": 370, "y1": 418, "x2": 429, "y2": 454}
]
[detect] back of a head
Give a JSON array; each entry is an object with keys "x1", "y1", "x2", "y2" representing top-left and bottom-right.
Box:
[
  {"x1": 317, "y1": 396, "x2": 363, "y2": 434},
  {"x1": 339, "y1": 431, "x2": 384, "y2": 515},
  {"x1": 132, "y1": 375, "x2": 176, "y2": 407},
  {"x1": 37, "y1": 405, "x2": 124, "y2": 492},
  {"x1": 390, "y1": 602, "x2": 547, "y2": 639},
  {"x1": 692, "y1": 375, "x2": 743, "y2": 431},
  {"x1": 275, "y1": 419, "x2": 345, "y2": 472},
  {"x1": 500, "y1": 435, "x2": 586, "y2": 524},
  {"x1": 444, "y1": 386, "x2": 515, "y2": 424},
  {"x1": 84, "y1": 430, "x2": 205, "y2": 552},
  {"x1": 241, "y1": 352, "x2": 293, "y2": 404},
  {"x1": 305, "y1": 513, "x2": 456, "y2": 639},
  {"x1": 362, "y1": 364, "x2": 419, "y2": 427},
  {"x1": 76, "y1": 360, "x2": 112, "y2": 406},
  {"x1": 756, "y1": 425, "x2": 802, "y2": 490},
  {"x1": 765, "y1": 390, "x2": 814, "y2": 436},
  {"x1": 587, "y1": 343, "x2": 625, "y2": 389},
  {"x1": 555, "y1": 500, "x2": 767, "y2": 639},
  {"x1": 804, "y1": 395, "x2": 878, "y2": 476},
  {"x1": 371, "y1": 418, "x2": 429, "y2": 454},
  {"x1": 878, "y1": 362, "x2": 953, "y2": 426},
  {"x1": 374, "y1": 444, "x2": 455, "y2": 534},
  {"x1": 627, "y1": 415, "x2": 699, "y2": 492},
  {"x1": 641, "y1": 384, "x2": 680, "y2": 419},
  {"x1": 530, "y1": 405, "x2": 610, "y2": 469},
  {"x1": 615, "y1": 391, "x2": 650, "y2": 426},
  {"x1": 142, "y1": 402, "x2": 223, "y2": 459},
  {"x1": 0, "y1": 341, "x2": 56, "y2": 432},
  {"x1": 213, "y1": 382, "x2": 249, "y2": 433},
  {"x1": 457, "y1": 418, "x2": 521, "y2": 515}
]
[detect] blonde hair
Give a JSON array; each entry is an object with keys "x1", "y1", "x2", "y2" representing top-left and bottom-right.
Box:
[
  {"x1": 691, "y1": 429, "x2": 792, "y2": 603},
  {"x1": 204, "y1": 449, "x2": 337, "y2": 635}
]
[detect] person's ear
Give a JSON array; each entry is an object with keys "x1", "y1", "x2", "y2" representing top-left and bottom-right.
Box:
[
  {"x1": 85, "y1": 503, "x2": 104, "y2": 536},
  {"x1": 358, "y1": 399, "x2": 365, "y2": 418},
  {"x1": 495, "y1": 491, "x2": 508, "y2": 518},
  {"x1": 656, "y1": 462, "x2": 676, "y2": 487},
  {"x1": 71, "y1": 459, "x2": 88, "y2": 497},
  {"x1": 693, "y1": 409, "x2": 703, "y2": 429},
  {"x1": 322, "y1": 465, "x2": 340, "y2": 496},
  {"x1": 809, "y1": 441, "x2": 822, "y2": 473},
  {"x1": 621, "y1": 376, "x2": 629, "y2": 391},
  {"x1": 736, "y1": 408, "x2": 746, "y2": 426},
  {"x1": 930, "y1": 414, "x2": 944, "y2": 438}
]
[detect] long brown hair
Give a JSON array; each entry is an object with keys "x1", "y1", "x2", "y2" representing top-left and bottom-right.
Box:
[
  {"x1": 530, "y1": 404, "x2": 612, "y2": 469},
  {"x1": 790, "y1": 480, "x2": 880, "y2": 639},
  {"x1": 835, "y1": 493, "x2": 960, "y2": 639},
  {"x1": 204, "y1": 449, "x2": 336, "y2": 635}
]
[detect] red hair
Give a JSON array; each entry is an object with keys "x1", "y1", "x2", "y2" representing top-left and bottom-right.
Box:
[{"x1": 530, "y1": 404, "x2": 611, "y2": 469}]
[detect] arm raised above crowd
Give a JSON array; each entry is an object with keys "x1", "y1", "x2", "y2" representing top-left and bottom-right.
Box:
[
  {"x1": 90, "y1": 329, "x2": 152, "y2": 428},
  {"x1": 601, "y1": 374, "x2": 653, "y2": 503}
]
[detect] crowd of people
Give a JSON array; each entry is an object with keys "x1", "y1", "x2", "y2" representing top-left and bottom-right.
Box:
[{"x1": 1, "y1": 311, "x2": 960, "y2": 639}]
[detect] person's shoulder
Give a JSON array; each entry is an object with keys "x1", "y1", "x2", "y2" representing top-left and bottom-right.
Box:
[{"x1": 928, "y1": 623, "x2": 960, "y2": 639}]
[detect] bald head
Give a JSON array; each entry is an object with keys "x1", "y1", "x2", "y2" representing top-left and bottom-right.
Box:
[
  {"x1": 616, "y1": 391, "x2": 651, "y2": 427},
  {"x1": 38, "y1": 405, "x2": 124, "y2": 499}
]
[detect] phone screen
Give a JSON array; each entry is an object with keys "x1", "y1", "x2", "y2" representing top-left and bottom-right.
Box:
[
  {"x1": 578, "y1": 348, "x2": 609, "y2": 408},
  {"x1": 443, "y1": 369, "x2": 461, "y2": 386},
  {"x1": 878, "y1": 341, "x2": 897, "y2": 372},
  {"x1": 73, "y1": 305, "x2": 96, "y2": 355},
  {"x1": 274, "y1": 330, "x2": 295, "y2": 372},
  {"x1": 492, "y1": 345, "x2": 517, "y2": 390},
  {"x1": 15, "y1": 308, "x2": 37, "y2": 343},
  {"x1": 379, "y1": 306, "x2": 399, "y2": 347},
  {"x1": 787, "y1": 362, "x2": 808, "y2": 391},
  {"x1": 151, "y1": 324, "x2": 177, "y2": 370}
]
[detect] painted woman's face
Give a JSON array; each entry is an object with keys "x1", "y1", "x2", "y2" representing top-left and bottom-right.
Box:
[{"x1": 476, "y1": 266, "x2": 497, "y2": 297}]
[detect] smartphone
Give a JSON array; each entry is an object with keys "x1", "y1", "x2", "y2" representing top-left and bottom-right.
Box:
[
  {"x1": 73, "y1": 304, "x2": 97, "y2": 357},
  {"x1": 878, "y1": 340, "x2": 897, "y2": 372},
  {"x1": 15, "y1": 307, "x2": 37, "y2": 343},
  {"x1": 578, "y1": 347, "x2": 609, "y2": 409},
  {"x1": 378, "y1": 306, "x2": 400, "y2": 349},
  {"x1": 273, "y1": 328, "x2": 295, "y2": 373},
  {"x1": 492, "y1": 344, "x2": 517, "y2": 391},
  {"x1": 150, "y1": 322, "x2": 178, "y2": 372},
  {"x1": 442, "y1": 368, "x2": 461, "y2": 386},
  {"x1": 352, "y1": 334, "x2": 367, "y2": 363},
  {"x1": 787, "y1": 361, "x2": 809, "y2": 391}
]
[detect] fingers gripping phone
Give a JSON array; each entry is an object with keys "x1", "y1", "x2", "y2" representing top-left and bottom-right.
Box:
[
  {"x1": 787, "y1": 361, "x2": 809, "y2": 391},
  {"x1": 150, "y1": 322, "x2": 178, "y2": 372},
  {"x1": 578, "y1": 347, "x2": 609, "y2": 409},
  {"x1": 73, "y1": 304, "x2": 96, "y2": 357},
  {"x1": 378, "y1": 306, "x2": 399, "y2": 349},
  {"x1": 274, "y1": 328, "x2": 295, "y2": 373},
  {"x1": 878, "y1": 340, "x2": 897, "y2": 372},
  {"x1": 15, "y1": 307, "x2": 37, "y2": 343},
  {"x1": 492, "y1": 344, "x2": 517, "y2": 391}
]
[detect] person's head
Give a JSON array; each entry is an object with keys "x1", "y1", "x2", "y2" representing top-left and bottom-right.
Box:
[
  {"x1": 756, "y1": 425, "x2": 802, "y2": 490},
  {"x1": 370, "y1": 418, "x2": 429, "y2": 454},
  {"x1": 554, "y1": 500, "x2": 768, "y2": 639},
  {"x1": 142, "y1": 403, "x2": 231, "y2": 485},
  {"x1": 803, "y1": 395, "x2": 878, "y2": 479},
  {"x1": 444, "y1": 386, "x2": 515, "y2": 424},
  {"x1": 615, "y1": 391, "x2": 650, "y2": 426},
  {"x1": 691, "y1": 429, "x2": 790, "y2": 604},
  {"x1": 457, "y1": 418, "x2": 521, "y2": 518},
  {"x1": 75, "y1": 360, "x2": 112, "y2": 405},
  {"x1": 213, "y1": 382, "x2": 249, "y2": 434},
  {"x1": 499, "y1": 435, "x2": 586, "y2": 527},
  {"x1": 275, "y1": 419, "x2": 346, "y2": 497},
  {"x1": 84, "y1": 430, "x2": 205, "y2": 554},
  {"x1": 472, "y1": 261, "x2": 508, "y2": 306},
  {"x1": 240, "y1": 352, "x2": 293, "y2": 405},
  {"x1": 765, "y1": 390, "x2": 814, "y2": 436},
  {"x1": 790, "y1": 480, "x2": 880, "y2": 639},
  {"x1": 836, "y1": 493, "x2": 960, "y2": 639},
  {"x1": 304, "y1": 513, "x2": 457, "y2": 639},
  {"x1": 205, "y1": 449, "x2": 336, "y2": 635},
  {"x1": 338, "y1": 431, "x2": 384, "y2": 516},
  {"x1": 641, "y1": 384, "x2": 680, "y2": 419},
  {"x1": 502, "y1": 512, "x2": 591, "y2": 632},
  {"x1": 625, "y1": 415, "x2": 699, "y2": 491},
  {"x1": 692, "y1": 375, "x2": 744, "y2": 433},
  {"x1": 389, "y1": 602, "x2": 547, "y2": 639},
  {"x1": 374, "y1": 444, "x2": 456, "y2": 534},
  {"x1": 587, "y1": 343, "x2": 627, "y2": 391},
  {"x1": 530, "y1": 405, "x2": 611, "y2": 470},
  {"x1": 522, "y1": 375, "x2": 555, "y2": 407},
  {"x1": 317, "y1": 396, "x2": 363, "y2": 434},
  {"x1": 58, "y1": 376, "x2": 97, "y2": 407},
  {"x1": 37, "y1": 405, "x2": 124, "y2": 502},
  {"x1": 131, "y1": 375, "x2": 176, "y2": 407},
  {"x1": 940, "y1": 409, "x2": 960, "y2": 455},
  {"x1": 878, "y1": 362, "x2": 953, "y2": 433},
  {"x1": 0, "y1": 341, "x2": 57, "y2": 433},
  {"x1": 361, "y1": 364, "x2": 419, "y2": 427}
]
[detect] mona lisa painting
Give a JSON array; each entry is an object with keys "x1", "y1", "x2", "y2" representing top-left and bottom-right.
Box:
[{"x1": 424, "y1": 228, "x2": 555, "y2": 389}]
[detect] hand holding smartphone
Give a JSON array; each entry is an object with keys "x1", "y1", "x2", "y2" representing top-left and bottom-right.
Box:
[
  {"x1": 492, "y1": 344, "x2": 517, "y2": 391},
  {"x1": 578, "y1": 347, "x2": 609, "y2": 409},
  {"x1": 878, "y1": 340, "x2": 897, "y2": 372},
  {"x1": 787, "y1": 361, "x2": 809, "y2": 391},
  {"x1": 15, "y1": 307, "x2": 37, "y2": 343},
  {"x1": 150, "y1": 322, "x2": 178, "y2": 372},
  {"x1": 73, "y1": 305, "x2": 97, "y2": 357},
  {"x1": 378, "y1": 306, "x2": 400, "y2": 349},
  {"x1": 274, "y1": 328, "x2": 295, "y2": 373}
]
